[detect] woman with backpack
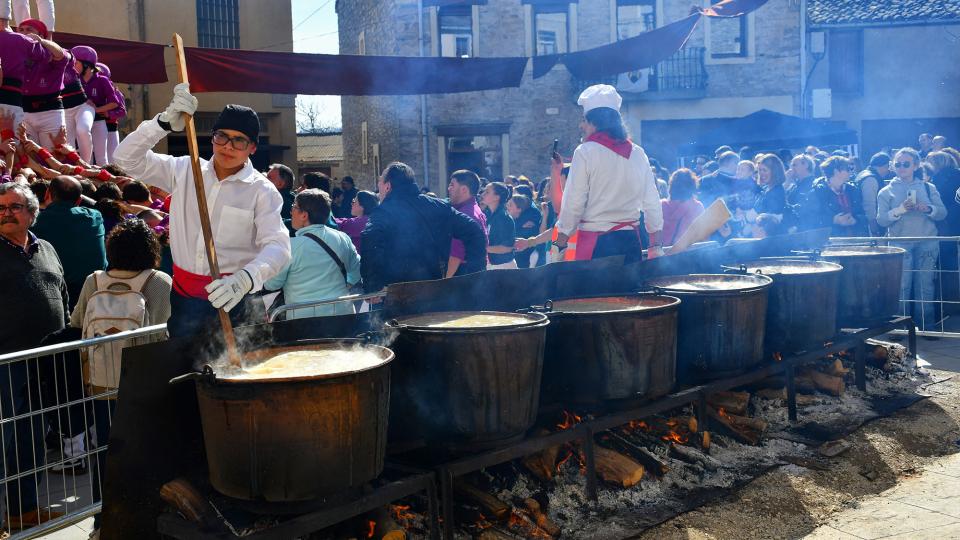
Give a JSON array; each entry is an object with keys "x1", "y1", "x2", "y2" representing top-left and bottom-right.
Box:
[
  {"x1": 69, "y1": 218, "x2": 171, "y2": 538},
  {"x1": 877, "y1": 147, "x2": 948, "y2": 331}
]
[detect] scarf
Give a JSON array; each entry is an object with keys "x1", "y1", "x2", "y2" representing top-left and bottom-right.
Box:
[{"x1": 586, "y1": 132, "x2": 633, "y2": 159}]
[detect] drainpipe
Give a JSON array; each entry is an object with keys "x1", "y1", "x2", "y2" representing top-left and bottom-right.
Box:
[
  {"x1": 417, "y1": 0, "x2": 431, "y2": 190},
  {"x1": 799, "y1": 0, "x2": 807, "y2": 117}
]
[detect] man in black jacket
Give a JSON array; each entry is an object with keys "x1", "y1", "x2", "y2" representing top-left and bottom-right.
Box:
[
  {"x1": 361, "y1": 162, "x2": 486, "y2": 293},
  {"x1": 698, "y1": 151, "x2": 739, "y2": 207}
]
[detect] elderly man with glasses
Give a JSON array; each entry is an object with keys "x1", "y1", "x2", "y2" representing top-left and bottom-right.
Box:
[
  {"x1": 0, "y1": 183, "x2": 68, "y2": 530},
  {"x1": 113, "y1": 84, "x2": 291, "y2": 338}
]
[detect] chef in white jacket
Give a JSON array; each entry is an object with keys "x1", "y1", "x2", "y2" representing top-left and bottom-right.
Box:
[
  {"x1": 555, "y1": 84, "x2": 663, "y2": 263},
  {"x1": 113, "y1": 83, "x2": 291, "y2": 337}
]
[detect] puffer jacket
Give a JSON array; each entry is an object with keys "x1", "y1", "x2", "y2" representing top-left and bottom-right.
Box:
[
  {"x1": 360, "y1": 182, "x2": 487, "y2": 293},
  {"x1": 876, "y1": 177, "x2": 947, "y2": 238}
]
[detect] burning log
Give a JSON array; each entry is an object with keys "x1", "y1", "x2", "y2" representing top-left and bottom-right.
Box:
[
  {"x1": 754, "y1": 387, "x2": 822, "y2": 406},
  {"x1": 159, "y1": 478, "x2": 219, "y2": 530},
  {"x1": 800, "y1": 369, "x2": 844, "y2": 397},
  {"x1": 825, "y1": 358, "x2": 850, "y2": 377},
  {"x1": 522, "y1": 430, "x2": 561, "y2": 481},
  {"x1": 706, "y1": 391, "x2": 751, "y2": 416},
  {"x1": 479, "y1": 529, "x2": 517, "y2": 540},
  {"x1": 454, "y1": 481, "x2": 510, "y2": 522},
  {"x1": 507, "y1": 509, "x2": 555, "y2": 539},
  {"x1": 707, "y1": 406, "x2": 761, "y2": 445},
  {"x1": 523, "y1": 499, "x2": 562, "y2": 537},
  {"x1": 367, "y1": 507, "x2": 408, "y2": 540},
  {"x1": 601, "y1": 431, "x2": 670, "y2": 476},
  {"x1": 668, "y1": 443, "x2": 720, "y2": 471},
  {"x1": 593, "y1": 446, "x2": 645, "y2": 487}
]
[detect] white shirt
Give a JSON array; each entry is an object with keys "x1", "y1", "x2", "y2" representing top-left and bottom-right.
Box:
[
  {"x1": 113, "y1": 118, "x2": 291, "y2": 292},
  {"x1": 556, "y1": 140, "x2": 664, "y2": 236}
]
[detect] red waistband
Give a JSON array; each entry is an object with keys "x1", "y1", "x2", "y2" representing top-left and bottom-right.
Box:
[{"x1": 172, "y1": 264, "x2": 231, "y2": 299}]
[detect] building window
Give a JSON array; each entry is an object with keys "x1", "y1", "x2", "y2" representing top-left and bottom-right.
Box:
[
  {"x1": 443, "y1": 135, "x2": 503, "y2": 180},
  {"x1": 829, "y1": 30, "x2": 863, "y2": 95},
  {"x1": 439, "y1": 6, "x2": 473, "y2": 57},
  {"x1": 533, "y1": 3, "x2": 569, "y2": 56},
  {"x1": 617, "y1": 0, "x2": 656, "y2": 40},
  {"x1": 709, "y1": 16, "x2": 748, "y2": 58},
  {"x1": 196, "y1": 0, "x2": 239, "y2": 49}
]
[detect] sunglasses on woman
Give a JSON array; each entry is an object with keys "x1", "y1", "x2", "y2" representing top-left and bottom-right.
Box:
[{"x1": 894, "y1": 161, "x2": 914, "y2": 169}]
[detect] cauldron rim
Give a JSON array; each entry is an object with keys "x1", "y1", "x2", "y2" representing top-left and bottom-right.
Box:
[
  {"x1": 210, "y1": 339, "x2": 394, "y2": 384},
  {"x1": 387, "y1": 310, "x2": 549, "y2": 334},
  {"x1": 739, "y1": 258, "x2": 844, "y2": 276},
  {"x1": 822, "y1": 245, "x2": 907, "y2": 257},
  {"x1": 645, "y1": 273, "x2": 773, "y2": 295},
  {"x1": 540, "y1": 293, "x2": 681, "y2": 316}
]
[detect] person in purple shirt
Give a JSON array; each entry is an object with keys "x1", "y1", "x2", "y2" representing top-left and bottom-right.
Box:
[
  {"x1": 17, "y1": 19, "x2": 67, "y2": 150},
  {"x1": 75, "y1": 46, "x2": 120, "y2": 166},
  {"x1": 61, "y1": 46, "x2": 94, "y2": 162},
  {"x1": 334, "y1": 189, "x2": 378, "y2": 253},
  {"x1": 0, "y1": 17, "x2": 51, "y2": 134},
  {"x1": 446, "y1": 169, "x2": 488, "y2": 277}
]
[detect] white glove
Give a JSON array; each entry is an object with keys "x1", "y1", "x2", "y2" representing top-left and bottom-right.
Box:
[
  {"x1": 158, "y1": 83, "x2": 198, "y2": 132},
  {"x1": 205, "y1": 270, "x2": 253, "y2": 312}
]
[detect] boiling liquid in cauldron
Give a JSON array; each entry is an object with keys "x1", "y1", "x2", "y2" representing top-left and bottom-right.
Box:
[
  {"x1": 659, "y1": 280, "x2": 748, "y2": 291},
  {"x1": 222, "y1": 349, "x2": 384, "y2": 380},
  {"x1": 421, "y1": 313, "x2": 532, "y2": 328}
]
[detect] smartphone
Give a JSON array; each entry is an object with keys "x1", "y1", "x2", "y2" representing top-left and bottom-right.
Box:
[
  {"x1": 907, "y1": 189, "x2": 917, "y2": 205},
  {"x1": 552, "y1": 139, "x2": 559, "y2": 156}
]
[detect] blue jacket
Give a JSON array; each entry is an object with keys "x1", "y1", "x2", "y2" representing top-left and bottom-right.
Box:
[
  {"x1": 360, "y1": 182, "x2": 486, "y2": 293},
  {"x1": 263, "y1": 223, "x2": 360, "y2": 319}
]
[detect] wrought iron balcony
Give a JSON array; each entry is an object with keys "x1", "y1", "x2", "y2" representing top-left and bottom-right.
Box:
[{"x1": 573, "y1": 46, "x2": 708, "y2": 101}]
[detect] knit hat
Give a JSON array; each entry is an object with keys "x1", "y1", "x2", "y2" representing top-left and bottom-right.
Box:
[
  {"x1": 212, "y1": 104, "x2": 259, "y2": 143},
  {"x1": 869, "y1": 152, "x2": 891, "y2": 168},
  {"x1": 18, "y1": 18, "x2": 49, "y2": 39}
]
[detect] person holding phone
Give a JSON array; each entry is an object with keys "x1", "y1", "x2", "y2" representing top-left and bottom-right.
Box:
[
  {"x1": 877, "y1": 147, "x2": 948, "y2": 331},
  {"x1": 807, "y1": 155, "x2": 867, "y2": 236}
]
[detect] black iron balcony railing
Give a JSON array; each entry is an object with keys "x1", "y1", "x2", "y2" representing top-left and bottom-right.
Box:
[{"x1": 573, "y1": 46, "x2": 708, "y2": 100}]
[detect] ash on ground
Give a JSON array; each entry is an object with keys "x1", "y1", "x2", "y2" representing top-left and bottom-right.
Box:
[{"x1": 437, "y1": 340, "x2": 931, "y2": 540}]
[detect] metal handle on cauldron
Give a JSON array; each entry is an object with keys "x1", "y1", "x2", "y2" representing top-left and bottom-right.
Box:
[
  {"x1": 519, "y1": 299, "x2": 554, "y2": 314},
  {"x1": 168, "y1": 365, "x2": 216, "y2": 386},
  {"x1": 635, "y1": 286, "x2": 665, "y2": 296},
  {"x1": 720, "y1": 264, "x2": 749, "y2": 275},
  {"x1": 788, "y1": 249, "x2": 822, "y2": 261}
]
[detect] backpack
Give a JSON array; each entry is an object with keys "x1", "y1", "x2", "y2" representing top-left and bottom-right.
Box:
[{"x1": 81, "y1": 270, "x2": 156, "y2": 389}]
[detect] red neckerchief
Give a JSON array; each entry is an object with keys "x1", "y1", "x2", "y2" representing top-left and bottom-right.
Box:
[{"x1": 586, "y1": 132, "x2": 633, "y2": 159}]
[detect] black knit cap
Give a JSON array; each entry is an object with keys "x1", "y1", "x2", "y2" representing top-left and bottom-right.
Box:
[{"x1": 212, "y1": 104, "x2": 259, "y2": 143}]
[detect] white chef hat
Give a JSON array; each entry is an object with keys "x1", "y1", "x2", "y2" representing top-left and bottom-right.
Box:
[{"x1": 577, "y1": 84, "x2": 622, "y2": 113}]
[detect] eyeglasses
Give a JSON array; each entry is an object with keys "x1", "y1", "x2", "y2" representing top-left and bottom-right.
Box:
[
  {"x1": 894, "y1": 161, "x2": 914, "y2": 169},
  {"x1": 0, "y1": 204, "x2": 26, "y2": 214},
  {"x1": 212, "y1": 130, "x2": 253, "y2": 151}
]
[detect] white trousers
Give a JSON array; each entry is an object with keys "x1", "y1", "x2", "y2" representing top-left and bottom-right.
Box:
[
  {"x1": 488, "y1": 259, "x2": 518, "y2": 270},
  {"x1": 22, "y1": 108, "x2": 63, "y2": 150},
  {"x1": 0, "y1": 104, "x2": 23, "y2": 136},
  {"x1": 91, "y1": 119, "x2": 108, "y2": 166},
  {"x1": 64, "y1": 102, "x2": 94, "y2": 162},
  {"x1": 1, "y1": 0, "x2": 55, "y2": 29},
  {"x1": 107, "y1": 128, "x2": 119, "y2": 164}
]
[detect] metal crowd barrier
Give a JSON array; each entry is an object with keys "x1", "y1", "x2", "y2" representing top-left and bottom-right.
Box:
[
  {"x1": 0, "y1": 325, "x2": 168, "y2": 539},
  {"x1": 828, "y1": 236, "x2": 960, "y2": 338},
  {"x1": 267, "y1": 291, "x2": 387, "y2": 322}
]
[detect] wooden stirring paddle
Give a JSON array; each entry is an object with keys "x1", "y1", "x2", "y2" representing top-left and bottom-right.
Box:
[{"x1": 172, "y1": 33, "x2": 241, "y2": 367}]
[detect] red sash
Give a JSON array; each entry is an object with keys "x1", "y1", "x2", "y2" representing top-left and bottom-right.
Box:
[
  {"x1": 172, "y1": 264, "x2": 231, "y2": 299},
  {"x1": 574, "y1": 221, "x2": 639, "y2": 261}
]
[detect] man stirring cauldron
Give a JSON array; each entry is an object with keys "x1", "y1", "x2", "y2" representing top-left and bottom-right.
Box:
[{"x1": 114, "y1": 84, "x2": 291, "y2": 337}]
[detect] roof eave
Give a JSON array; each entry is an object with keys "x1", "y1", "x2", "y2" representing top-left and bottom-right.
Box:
[{"x1": 808, "y1": 18, "x2": 960, "y2": 29}]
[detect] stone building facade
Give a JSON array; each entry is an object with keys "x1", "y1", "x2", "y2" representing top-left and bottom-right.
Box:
[{"x1": 337, "y1": 0, "x2": 804, "y2": 190}]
